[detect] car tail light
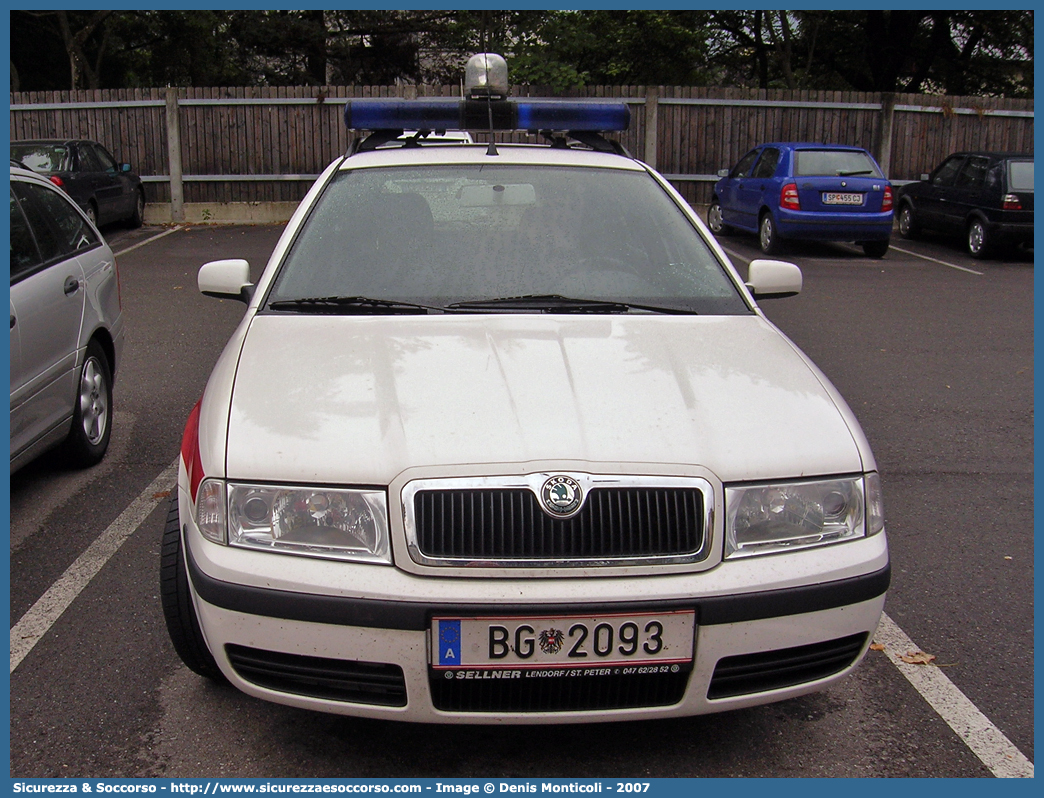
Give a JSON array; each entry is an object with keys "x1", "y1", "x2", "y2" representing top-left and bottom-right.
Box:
[
  {"x1": 49, "y1": 175, "x2": 64, "y2": 188},
  {"x1": 881, "y1": 186, "x2": 893, "y2": 213},
  {"x1": 180, "y1": 399, "x2": 205, "y2": 505},
  {"x1": 1003, "y1": 194, "x2": 1022, "y2": 210},
  {"x1": 780, "y1": 183, "x2": 800, "y2": 211}
]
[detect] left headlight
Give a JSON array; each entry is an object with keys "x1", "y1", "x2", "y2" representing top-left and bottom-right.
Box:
[
  {"x1": 724, "y1": 473, "x2": 884, "y2": 559},
  {"x1": 196, "y1": 479, "x2": 391, "y2": 564}
]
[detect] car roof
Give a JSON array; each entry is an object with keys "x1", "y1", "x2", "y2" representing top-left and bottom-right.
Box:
[
  {"x1": 11, "y1": 139, "x2": 81, "y2": 145},
  {"x1": 758, "y1": 142, "x2": 871, "y2": 152},
  {"x1": 942, "y1": 151, "x2": 1033, "y2": 161},
  {"x1": 337, "y1": 142, "x2": 649, "y2": 172}
]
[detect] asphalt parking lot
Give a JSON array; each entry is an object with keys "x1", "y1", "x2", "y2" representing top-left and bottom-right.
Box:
[{"x1": 8, "y1": 218, "x2": 1034, "y2": 778}]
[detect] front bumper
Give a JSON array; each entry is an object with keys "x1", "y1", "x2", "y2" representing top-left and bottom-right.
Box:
[{"x1": 182, "y1": 499, "x2": 889, "y2": 723}]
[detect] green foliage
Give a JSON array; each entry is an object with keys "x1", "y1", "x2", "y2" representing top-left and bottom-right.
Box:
[{"x1": 9, "y1": 9, "x2": 1033, "y2": 98}]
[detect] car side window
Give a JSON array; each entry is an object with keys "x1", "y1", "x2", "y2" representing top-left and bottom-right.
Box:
[
  {"x1": 731, "y1": 150, "x2": 760, "y2": 179},
  {"x1": 77, "y1": 144, "x2": 104, "y2": 172},
  {"x1": 91, "y1": 143, "x2": 119, "y2": 173},
  {"x1": 10, "y1": 189, "x2": 42, "y2": 282},
  {"x1": 751, "y1": 148, "x2": 781, "y2": 179},
  {"x1": 12, "y1": 181, "x2": 100, "y2": 265},
  {"x1": 956, "y1": 157, "x2": 989, "y2": 191},
  {"x1": 932, "y1": 157, "x2": 965, "y2": 187}
]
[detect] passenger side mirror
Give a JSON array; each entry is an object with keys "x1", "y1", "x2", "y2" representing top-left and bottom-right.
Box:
[
  {"x1": 745, "y1": 259, "x2": 802, "y2": 299},
  {"x1": 199, "y1": 259, "x2": 254, "y2": 303}
]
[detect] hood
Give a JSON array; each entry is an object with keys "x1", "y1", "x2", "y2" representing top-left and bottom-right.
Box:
[{"x1": 223, "y1": 314, "x2": 865, "y2": 485}]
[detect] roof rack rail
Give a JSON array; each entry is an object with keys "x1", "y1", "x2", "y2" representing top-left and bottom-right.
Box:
[{"x1": 343, "y1": 98, "x2": 631, "y2": 157}]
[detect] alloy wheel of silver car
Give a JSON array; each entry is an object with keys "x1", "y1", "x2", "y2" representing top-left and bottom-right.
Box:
[
  {"x1": 79, "y1": 354, "x2": 109, "y2": 445},
  {"x1": 62, "y1": 340, "x2": 113, "y2": 467}
]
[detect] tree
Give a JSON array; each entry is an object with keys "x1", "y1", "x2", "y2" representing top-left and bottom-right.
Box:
[
  {"x1": 9, "y1": 10, "x2": 1033, "y2": 97},
  {"x1": 12, "y1": 10, "x2": 114, "y2": 90}
]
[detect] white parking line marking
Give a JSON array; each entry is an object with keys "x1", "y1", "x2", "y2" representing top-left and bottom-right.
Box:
[
  {"x1": 878, "y1": 244, "x2": 984, "y2": 275},
  {"x1": 9, "y1": 458, "x2": 179, "y2": 673},
  {"x1": 724, "y1": 243, "x2": 985, "y2": 276},
  {"x1": 113, "y1": 225, "x2": 185, "y2": 257},
  {"x1": 874, "y1": 612, "x2": 1034, "y2": 778}
]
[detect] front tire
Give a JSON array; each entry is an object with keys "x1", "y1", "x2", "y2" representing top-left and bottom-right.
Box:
[
  {"x1": 63, "y1": 340, "x2": 112, "y2": 467},
  {"x1": 707, "y1": 199, "x2": 731, "y2": 235},
  {"x1": 967, "y1": 218, "x2": 991, "y2": 259},
  {"x1": 160, "y1": 495, "x2": 227, "y2": 681},
  {"x1": 759, "y1": 212, "x2": 783, "y2": 255}
]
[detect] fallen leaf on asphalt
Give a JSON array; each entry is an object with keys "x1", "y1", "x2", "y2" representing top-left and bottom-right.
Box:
[
  {"x1": 153, "y1": 490, "x2": 172, "y2": 499},
  {"x1": 869, "y1": 643, "x2": 885, "y2": 651},
  {"x1": 900, "y1": 650, "x2": 937, "y2": 665}
]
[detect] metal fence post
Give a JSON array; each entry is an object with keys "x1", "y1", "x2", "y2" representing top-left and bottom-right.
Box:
[
  {"x1": 644, "y1": 88, "x2": 658, "y2": 169},
  {"x1": 165, "y1": 88, "x2": 184, "y2": 222}
]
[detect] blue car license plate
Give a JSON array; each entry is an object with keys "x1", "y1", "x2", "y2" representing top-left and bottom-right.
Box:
[{"x1": 823, "y1": 192, "x2": 864, "y2": 205}]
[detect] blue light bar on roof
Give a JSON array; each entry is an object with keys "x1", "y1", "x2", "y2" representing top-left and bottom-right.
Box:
[
  {"x1": 344, "y1": 98, "x2": 630, "y2": 133},
  {"x1": 345, "y1": 98, "x2": 461, "y2": 131},
  {"x1": 516, "y1": 101, "x2": 629, "y2": 131}
]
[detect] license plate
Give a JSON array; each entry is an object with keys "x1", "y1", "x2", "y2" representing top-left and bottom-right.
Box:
[
  {"x1": 823, "y1": 192, "x2": 864, "y2": 205},
  {"x1": 431, "y1": 611, "x2": 695, "y2": 670}
]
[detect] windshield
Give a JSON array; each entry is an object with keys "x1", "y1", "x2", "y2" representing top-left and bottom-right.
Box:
[
  {"x1": 794, "y1": 149, "x2": 882, "y2": 178},
  {"x1": 268, "y1": 164, "x2": 748, "y2": 314},
  {"x1": 1008, "y1": 160, "x2": 1033, "y2": 192}
]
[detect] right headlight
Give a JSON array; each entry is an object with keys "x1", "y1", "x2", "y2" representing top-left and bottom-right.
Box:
[
  {"x1": 195, "y1": 479, "x2": 391, "y2": 564},
  {"x1": 724, "y1": 473, "x2": 884, "y2": 559}
]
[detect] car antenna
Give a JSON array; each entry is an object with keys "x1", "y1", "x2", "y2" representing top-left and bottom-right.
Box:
[{"x1": 481, "y1": 27, "x2": 498, "y2": 156}]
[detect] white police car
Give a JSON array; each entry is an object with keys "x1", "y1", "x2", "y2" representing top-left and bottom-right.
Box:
[{"x1": 162, "y1": 55, "x2": 888, "y2": 723}]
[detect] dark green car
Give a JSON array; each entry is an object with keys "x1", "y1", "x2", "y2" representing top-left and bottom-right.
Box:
[{"x1": 896, "y1": 152, "x2": 1034, "y2": 258}]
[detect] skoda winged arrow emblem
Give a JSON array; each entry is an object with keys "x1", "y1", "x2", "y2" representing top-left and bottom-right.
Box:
[{"x1": 540, "y1": 475, "x2": 583, "y2": 518}]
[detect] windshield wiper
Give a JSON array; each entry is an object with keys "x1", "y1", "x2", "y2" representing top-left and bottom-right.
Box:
[
  {"x1": 447, "y1": 294, "x2": 629, "y2": 312},
  {"x1": 446, "y1": 294, "x2": 696, "y2": 314},
  {"x1": 836, "y1": 169, "x2": 874, "y2": 176},
  {"x1": 267, "y1": 296, "x2": 439, "y2": 315}
]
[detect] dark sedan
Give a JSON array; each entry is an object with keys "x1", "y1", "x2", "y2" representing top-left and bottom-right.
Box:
[
  {"x1": 896, "y1": 152, "x2": 1033, "y2": 258},
  {"x1": 10, "y1": 139, "x2": 145, "y2": 229},
  {"x1": 708, "y1": 142, "x2": 894, "y2": 258}
]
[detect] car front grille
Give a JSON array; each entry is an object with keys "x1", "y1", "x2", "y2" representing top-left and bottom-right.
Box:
[
  {"x1": 429, "y1": 668, "x2": 691, "y2": 713},
  {"x1": 707, "y1": 633, "x2": 868, "y2": 699},
  {"x1": 225, "y1": 645, "x2": 407, "y2": 706},
  {"x1": 409, "y1": 479, "x2": 709, "y2": 566}
]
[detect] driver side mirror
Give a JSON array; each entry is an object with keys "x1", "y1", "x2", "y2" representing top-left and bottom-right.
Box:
[{"x1": 199, "y1": 259, "x2": 254, "y2": 303}]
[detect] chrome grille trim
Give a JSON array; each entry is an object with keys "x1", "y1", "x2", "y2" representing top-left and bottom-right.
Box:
[{"x1": 402, "y1": 473, "x2": 713, "y2": 568}]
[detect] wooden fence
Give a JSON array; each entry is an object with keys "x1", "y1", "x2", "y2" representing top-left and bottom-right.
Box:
[{"x1": 10, "y1": 85, "x2": 1034, "y2": 215}]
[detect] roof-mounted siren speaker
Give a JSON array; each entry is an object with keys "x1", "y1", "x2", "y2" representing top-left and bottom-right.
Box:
[{"x1": 465, "y1": 53, "x2": 509, "y2": 100}]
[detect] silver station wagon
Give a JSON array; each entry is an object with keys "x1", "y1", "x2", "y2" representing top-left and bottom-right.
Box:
[
  {"x1": 10, "y1": 164, "x2": 125, "y2": 471},
  {"x1": 162, "y1": 55, "x2": 889, "y2": 723}
]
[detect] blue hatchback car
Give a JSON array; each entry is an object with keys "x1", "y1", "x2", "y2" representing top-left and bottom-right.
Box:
[{"x1": 708, "y1": 143, "x2": 894, "y2": 258}]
